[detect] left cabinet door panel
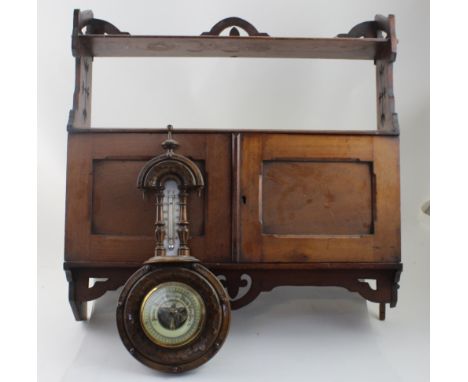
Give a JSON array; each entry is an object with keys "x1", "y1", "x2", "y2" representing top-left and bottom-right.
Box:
[{"x1": 65, "y1": 133, "x2": 232, "y2": 264}]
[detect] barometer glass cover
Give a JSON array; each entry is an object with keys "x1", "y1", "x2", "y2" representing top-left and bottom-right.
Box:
[{"x1": 140, "y1": 281, "x2": 206, "y2": 348}]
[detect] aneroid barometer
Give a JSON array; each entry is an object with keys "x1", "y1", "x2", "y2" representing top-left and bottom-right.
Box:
[{"x1": 116, "y1": 126, "x2": 231, "y2": 373}]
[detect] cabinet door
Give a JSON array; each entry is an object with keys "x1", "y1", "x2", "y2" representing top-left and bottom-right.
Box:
[
  {"x1": 239, "y1": 133, "x2": 400, "y2": 263},
  {"x1": 65, "y1": 132, "x2": 232, "y2": 264}
]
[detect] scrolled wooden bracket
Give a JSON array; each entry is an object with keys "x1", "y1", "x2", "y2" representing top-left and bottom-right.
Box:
[
  {"x1": 73, "y1": 9, "x2": 129, "y2": 37},
  {"x1": 64, "y1": 263, "x2": 401, "y2": 321},
  {"x1": 338, "y1": 14, "x2": 397, "y2": 62},
  {"x1": 338, "y1": 14, "x2": 391, "y2": 38},
  {"x1": 80, "y1": 18, "x2": 129, "y2": 35},
  {"x1": 217, "y1": 272, "x2": 262, "y2": 310},
  {"x1": 65, "y1": 266, "x2": 134, "y2": 321},
  {"x1": 213, "y1": 266, "x2": 402, "y2": 319},
  {"x1": 337, "y1": 20, "x2": 385, "y2": 39},
  {"x1": 201, "y1": 17, "x2": 269, "y2": 37},
  {"x1": 71, "y1": 9, "x2": 129, "y2": 58}
]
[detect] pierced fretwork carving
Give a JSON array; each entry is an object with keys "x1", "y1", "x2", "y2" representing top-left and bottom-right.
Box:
[
  {"x1": 72, "y1": 9, "x2": 129, "y2": 36},
  {"x1": 217, "y1": 274, "x2": 254, "y2": 307},
  {"x1": 81, "y1": 18, "x2": 129, "y2": 35},
  {"x1": 338, "y1": 14, "x2": 392, "y2": 39},
  {"x1": 213, "y1": 266, "x2": 402, "y2": 319},
  {"x1": 65, "y1": 263, "x2": 401, "y2": 321},
  {"x1": 338, "y1": 21, "x2": 383, "y2": 38},
  {"x1": 202, "y1": 17, "x2": 269, "y2": 37},
  {"x1": 65, "y1": 267, "x2": 134, "y2": 321}
]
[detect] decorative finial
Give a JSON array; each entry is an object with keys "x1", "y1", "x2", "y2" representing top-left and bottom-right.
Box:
[{"x1": 161, "y1": 124, "x2": 179, "y2": 155}]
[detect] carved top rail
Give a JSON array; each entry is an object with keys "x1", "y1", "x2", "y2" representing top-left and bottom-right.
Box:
[{"x1": 72, "y1": 10, "x2": 396, "y2": 61}]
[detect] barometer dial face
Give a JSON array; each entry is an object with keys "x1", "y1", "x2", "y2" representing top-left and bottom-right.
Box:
[{"x1": 140, "y1": 282, "x2": 205, "y2": 348}]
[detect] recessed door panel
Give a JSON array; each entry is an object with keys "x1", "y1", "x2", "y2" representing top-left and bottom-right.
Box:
[
  {"x1": 239, "y1": 133, "x2": 400, "y2": 263},
  {"x1": 65, "y1": 133, "x2": 231, "y2": 263},
  {"x1": 262, "y1": 161, "x2": 373, "y2": 235},
  {"x1": 92, "y1": 159, "x2": 205, "y2": 237}
]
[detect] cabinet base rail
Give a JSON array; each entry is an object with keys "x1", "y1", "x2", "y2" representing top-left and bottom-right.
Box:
[{"x1": 64, "y1": 262, "x2": 401, "y2": 322}]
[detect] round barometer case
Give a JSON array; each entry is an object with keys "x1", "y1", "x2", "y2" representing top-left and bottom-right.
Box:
[
  {"x1": 116, "y1": 262, "x2": 230, "y2": 373},
  {"x1": 140, "y1": 281, "x2": 205, "y2": 348}
]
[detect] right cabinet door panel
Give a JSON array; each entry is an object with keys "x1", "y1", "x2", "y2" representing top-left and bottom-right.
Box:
[{"x1": 239, "y1": 133, "x2": 400, "y2": 263}]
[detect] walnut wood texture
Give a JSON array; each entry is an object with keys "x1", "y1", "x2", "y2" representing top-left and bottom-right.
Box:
[
  {"x1": 239, "y1": 133, "x2": 400, "y2": 263},
  {"x1": 71, "y1": 9, "x2": 395, "y2": 61},
  {"x1": 66, "y1": 131, "x2": 400, "y2": 265},
  {"x1": 68, "y1": 10, "x2": 94, "y2": 129},
  {"x1": 201, "y1": 17, "x2": 269, "y2": 37},
  {"x1": 75, "y1": 35, "x2": 389, "y2": 60},
  {"x1": 92, "y1": 160, "x2": 205, "y2": 237},
  {"x1": 69, "y1": 127, "x2": 399, "y2": 136},
  {"x1": 338, "y1": 14, "x2": 397, "y2": 58},
  {"x1": 64, "y1": 262, "x2": 401, "y2": 321},
  {"x1": 65, "y1": 267, "x2": 131, "y2": 320},
  {"x1": 336, "y1": 14, "x2": 399, "y2": 132},
  {"x1": 376, "y1": 58, "x2": 398, "y2": 132},
  {"x1": 262, "y1": 161, "x2": 373, "y2": 235},
  {"x1": 67, "y1": 56, "x2": 92, "y2": 129},
  {"x1": 65, "y1": 133, "x2": 232, "y2": 264},
  {"x1": 68, "y1": 11, "x2": 399, "y2": 133},
  {"x1": 64, "y1": 11, "x2": 402, "y2": 323},
  {"x1": 214, "y1": 264, "x2": 402, "y2": 317}
]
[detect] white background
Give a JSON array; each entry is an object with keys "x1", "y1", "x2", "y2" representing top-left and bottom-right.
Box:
[{"x1": 38, "y1": 1, "x2": 429, "y2": 381}]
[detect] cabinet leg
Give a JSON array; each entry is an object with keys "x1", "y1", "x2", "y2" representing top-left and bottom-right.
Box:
[
  {"x1": 69, "y1": 299, "x2": 88, "y2": 321},
  {"x1": 65, "y1": 270, "x2": 89, "y2": 321},
  {"x1": 379, "y1": 303, "x2": 386, "y2": 321}
]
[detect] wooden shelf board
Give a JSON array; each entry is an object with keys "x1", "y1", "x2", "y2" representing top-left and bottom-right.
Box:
[
  {"x1": 75, "y1": 35, "x2": 388, "y2": 60},
  {"x1": 67, "y1": 127, "x2": 399, "y2": 136},
  {"x1": 64, "y1": 261, "x2": 402, "y2": 270}
]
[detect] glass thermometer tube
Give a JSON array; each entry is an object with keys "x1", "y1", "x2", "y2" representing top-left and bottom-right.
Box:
[{"x1": 162, "y1": 180, "x2": 180, "y2": 256}]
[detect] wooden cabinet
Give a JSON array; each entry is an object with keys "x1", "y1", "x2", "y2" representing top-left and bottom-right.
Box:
[
  {"x1": 64, "y1": 10, "x2": 402, "y2": 323},
  {"x1": 66, "y1": 132, "x2": 400, "y2": 264}
]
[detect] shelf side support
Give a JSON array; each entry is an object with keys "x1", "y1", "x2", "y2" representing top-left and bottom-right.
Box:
[
  {"x1": 68, "y1": 10, "x2": 94, "y2": 130},
  {"x1": 376, "y1": 58, "x2": 398, "y2": 133},
  {"x1": 67, "y1": 55, "x2": 93, "y2": 130},
  {"x1": 68, "y1": 9, "x2": 129, "y2": 130},
  {"x1": 339, "y1": 14, "x2": 399, "y2": 133},
  {"x1": 374, "y1": 15, "x2": 399, "y2": 133}
]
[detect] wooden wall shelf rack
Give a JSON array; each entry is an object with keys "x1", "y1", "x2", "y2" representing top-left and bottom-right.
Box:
[{"x1": 64, "y1": 9, "x2": 402, "y2": 330}]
